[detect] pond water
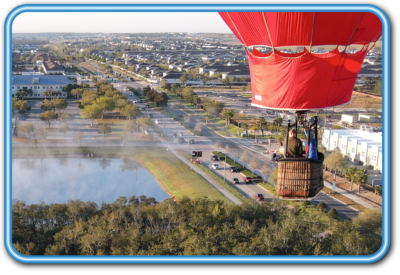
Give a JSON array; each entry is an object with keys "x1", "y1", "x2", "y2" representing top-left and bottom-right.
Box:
[{"x1": 12, "y1": 158, "x2": 170, "y2": 206}]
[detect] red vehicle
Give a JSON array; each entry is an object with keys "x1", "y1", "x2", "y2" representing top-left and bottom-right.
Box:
[
  {"x1": 242, "y1": 176, "x2": 252, "y2": 183},
  {"x1": 254, "y1": 193, "x2": 264, "y2": 201}
]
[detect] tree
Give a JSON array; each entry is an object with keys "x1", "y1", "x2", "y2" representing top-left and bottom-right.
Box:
[
  {"x1": 71, "y1": 88, "x2": 85, "y2": 99},
  {"x1": 224, "y1": 144, "x2": 230, "y2": 163},
  {"x1": 154, "y1": 92, "x2": 169, "y2": 107},
  {"x1": 58, "y1": 123, "x2": 69, "y2": 139},
  {"x1": 80, "y1": 104, "x2": 102, "y2": 127},
  {"x1": 120, "y1": 104, "x2": 140, "y2": 121},
  {"x1": 328, "y1": 208, "x2": 338, "y2": 219},
  {"x1": 39, "y1": 111, "x2": 58, "y2": 128},
  {"x1": 12, "y1": 98, "x2": 30, "y2": 116},
  {"x1": 354, "y1": 169, "x2": 368, "y2": 194},
  {"x1": 240, "y1": 151, "x2": 249, "y2": 169},
  {"x1": 95, "y1": 97, "x2": 115, "y2": 119},
  {"x1": 256, "y1": 117, "x2": 268, "y2": 136},
  {"x1": 249, "y1": 157, "x2": 259, "y2": 173},
  {"x1": 125, "y1": 122, "x2": 137, "y2": 139},
  {"x1": 215, "y1": 140, "x2": 222, "y2": 153},
  {"x1": 221, "y1": 109, "x2": 234, "y2": 127},
  {"x1": 363, "y1": 100, "x2": 372, "y2": 113},
  {"x1": 137, "y1": 116, "x2": 151, "y2": 136},
  {"x1": 373, "y1": 80, "x2": 382, "y2": 96},
  {"x1": 204, "y1": 100, "x2": 225, "y2": 117},
  {"x1": 260, "y1": 164, "x2": 269, "y2": 183},
  {"x1": 222, "y1": 77, "x2": 230, "y2": 87},
  {"x1": 345, "y1": 167, "x2": 358, "y2": 191},
  {"x1": 59, "y1": 113, "x2": 75, "y2": 124},
  {"x1": 317, "y1": 202, "x2": 327, "y2": 212},
  {"x1": 325, "y1": 149, "x2": 346, "y2": 179},
  {"x1": 268, "y1": 168, "x2": 278, "y2": 185},
  {"x1": 273, "y1": 117, "x2": 283, "y2": 131},
  {"x1": 98, "y1": 124, "x2": 112, "y2": 139},
  {"x1": 18, "y1": 123, "x2": 34, "y2": 139},
  {"x1": 179, "y1": 74, "x2": 188, "y2": 86}
]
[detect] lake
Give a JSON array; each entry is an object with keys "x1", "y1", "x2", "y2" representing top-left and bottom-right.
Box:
[{"x1": 12, "y1": 158, "x2": 170, "y2": 206}]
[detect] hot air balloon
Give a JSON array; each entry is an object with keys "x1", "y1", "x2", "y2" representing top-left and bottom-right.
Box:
[{"x1": 219, "y1": 12, "x2": 382, "y2": 199}]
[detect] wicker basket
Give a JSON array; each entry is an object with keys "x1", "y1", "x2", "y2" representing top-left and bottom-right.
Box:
[{"x1": 276, "y1": 153, "x2": 324, "y2": 199}]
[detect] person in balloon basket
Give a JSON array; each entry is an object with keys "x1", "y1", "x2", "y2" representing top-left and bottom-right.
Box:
[{"x1": 287, "y1": 128, "x2": 303, "y2": 157}]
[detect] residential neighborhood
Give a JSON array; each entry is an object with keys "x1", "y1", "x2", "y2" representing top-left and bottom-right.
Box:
[{"x1": 9, "y1": 29, "x2": 384, "y2": 258}]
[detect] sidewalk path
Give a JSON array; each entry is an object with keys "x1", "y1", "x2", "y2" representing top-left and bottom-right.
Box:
[{"x1": 323, "y1": 179, "x2": 382, "y2": 210}]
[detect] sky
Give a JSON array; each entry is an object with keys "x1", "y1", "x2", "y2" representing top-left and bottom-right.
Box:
[{"x1": 12, "y1": 12, "x2": 232, "y2": 33}]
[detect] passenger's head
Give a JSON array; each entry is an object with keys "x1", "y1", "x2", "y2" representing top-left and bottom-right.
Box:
[{"x1": 289, "y1": 128, "x2": 296, "y2": 137}]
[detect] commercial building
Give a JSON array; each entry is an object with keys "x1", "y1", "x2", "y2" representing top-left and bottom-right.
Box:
[
  {"x1": 322, "y1": 129, "x2": 382, "y2": 173},
  {"x1": 11, "y1": 75, "x2": 72, "y2": 98}
]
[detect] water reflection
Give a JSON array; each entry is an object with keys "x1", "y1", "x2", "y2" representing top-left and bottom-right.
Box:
[
  {"x1": 13, "y1": 158, "x2": 170, "y2": 206},
  {"x1": 99, "y1": 158, "x2": 111, "y2": 170}
]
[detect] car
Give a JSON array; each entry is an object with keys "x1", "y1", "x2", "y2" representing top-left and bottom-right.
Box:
[
  {"x1": 18, "y1": 116, "x2": 26, "y2": 120},
  {"x1": 130, "y1": 92, "x2": 133, "y2": 96},
  {"x1": 146, "y1": 104, "x2": 150, "y2": 108},
  {"x1": 178, "y1": 138, "x2": 185, "y2": 143},
  {"x1": 254, "y1": 193, "x2": 264, "y2": 201},
  {"x1": 211, "y1": 155, "x2": 219, "y2": 161},
  {"x1": 147, "y1": 114, "x2": 153, "y2": 118},
  {"x1": 211, "y1": 163, "x2": 219, "y2": 170},
  {"x1": 155, "y1": 119, "x2": 159, "y2": 124},
  {"x1": 141, "y1": 108, "x2": 146, "y2": 111},
  {"x1": 229, "y1": 166, "x2": 238, "y2": 173},
  {"x1": 172, "y1": 134, "x2": 178, "y2": 138},
  {"x1": 242, "y1": 176, "x2": 252, "y2": 183},
  {"x1": 138, "y1": 100, "x2": 143, "y2": 103},
  {"x1": 178, "y1": 132, "x2": 184, "y2": 137},
  {"x1": 189, "y1": 139, "x2": 195, "y2": 144},
  {"x1": 232, "y1": 178, "x2": 240, "y2": 184}
]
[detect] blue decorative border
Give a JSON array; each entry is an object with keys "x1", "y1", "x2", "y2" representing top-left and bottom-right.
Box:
[{"x1": 4, "y1": 4, "x2": 390, "y2": 264}]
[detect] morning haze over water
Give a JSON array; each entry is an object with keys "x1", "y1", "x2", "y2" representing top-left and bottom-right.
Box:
[{"x1": 12, "y1": 158, "x2": 169, "y2": 206}]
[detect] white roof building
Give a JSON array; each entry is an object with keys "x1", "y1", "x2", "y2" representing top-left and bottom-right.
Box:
[{"x1": 322, "y1": 129, "x2": 383, "y2": 173}]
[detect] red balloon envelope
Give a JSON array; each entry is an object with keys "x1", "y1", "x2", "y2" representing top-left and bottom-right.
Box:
[{"x1": 219, "y1": 12, "x2": 382, "y2": 110}]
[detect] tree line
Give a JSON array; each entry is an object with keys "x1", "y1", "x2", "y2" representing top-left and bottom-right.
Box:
[{"x1": 12, "y1": 196, "x2": 381, "y2": 256}]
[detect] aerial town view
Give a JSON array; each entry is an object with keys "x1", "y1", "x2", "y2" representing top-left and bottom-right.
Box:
[{"x1": 9, "y1": 10, "x2": 384, "y2": 257}]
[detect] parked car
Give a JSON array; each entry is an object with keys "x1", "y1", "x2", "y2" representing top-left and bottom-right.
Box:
[
  {"x1": 130, "y1": 92, "x2": 133, "y2": 96},
  {"x1": 178, "y1": 138, "x2": 185, "y2": 143},
  {"x1": 18, "y1": 116, "x2": 26, "y2": 121},
  {"x1": 211, "y1": 163, "x2": 219, "y2": 170},
  {"x1": 138, "y1": 100, "x2": 143, "y2": 103},
  {"x1": 146, "y1": 104, "x2": 151, "y2": 108},
  {"x1": 232, "y1": 178, "x2": 240, "y2": 184},
  {"x1": 189, "y1": 139, "x2": 195, "y2": 144},
  {"x1": 172, "y1": 134, "x2": 178, "y2": 138},
  {"x1": 230, "y1": 166, "x2": 238, "y2": 173},
  {"x1": 254, "y1": 193, "x2": 264, "y2": 201},
  {"x1": 211, "y1": 155, "x2": 219, "y2": 161},
  {"x1": 155, "y1": 119, "x2": 159, "y2": 124},
  {"x1": 178, "y1": 132, "x2": 184, "y2": 137},
  {"x1": 242, "y1": 176, "x2": 252, "y2": 183}
]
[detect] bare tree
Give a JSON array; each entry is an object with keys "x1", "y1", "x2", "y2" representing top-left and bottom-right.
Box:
[
  {"x1": 240, "y1": 151, "x2": 249, "y2": 169},
  {"x1": 260, "y1": 164, "x2": 269, "y2": 183},
  {"x1": 215, "y1": 140, "x2": 222, "y2": 153},
  {"x1": 249, "y1": 157, "x2": 259, "y2": 173},
  {"x1": 224, "y1": 144, "x2": 230, "y2": 170}
]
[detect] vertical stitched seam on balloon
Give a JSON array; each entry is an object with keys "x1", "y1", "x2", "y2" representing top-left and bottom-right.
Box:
[
  {"x1": 226, "y1": 13, "x2": 247, "y2": 47},
  {"x1": 310, "y1": 12, "x2": 315, "y2": 48},
  {"x1": 262, "y1": 12, "x2": 274, "y2": 50}
]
